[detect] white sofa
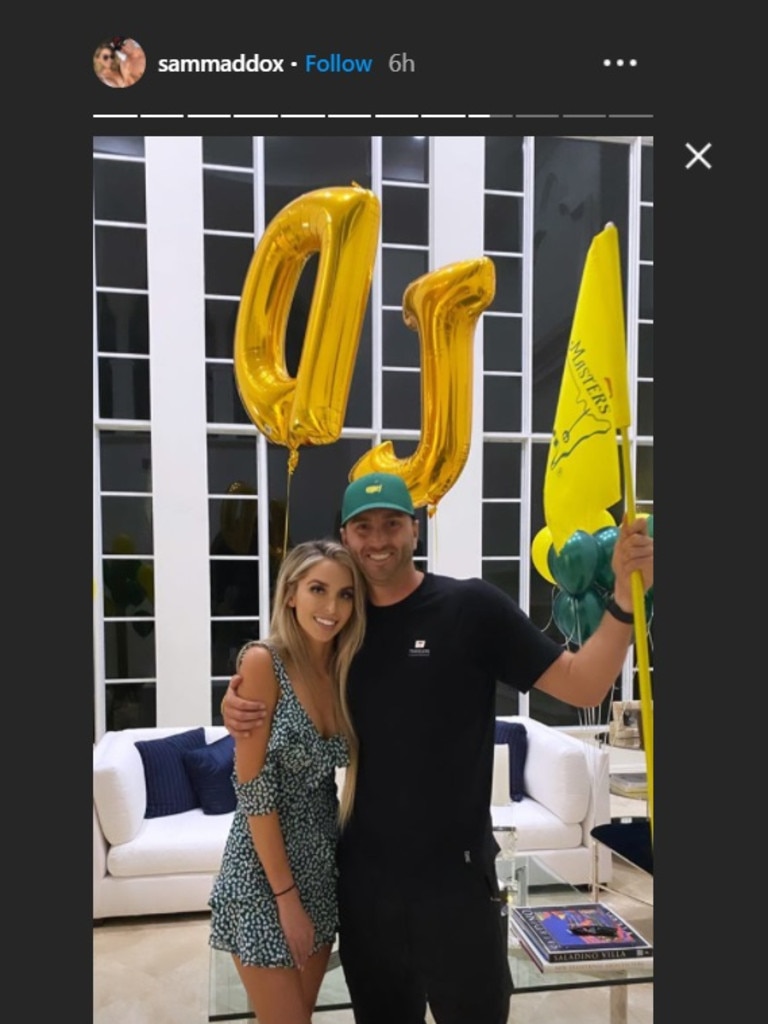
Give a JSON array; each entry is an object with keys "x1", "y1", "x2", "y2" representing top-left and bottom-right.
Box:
[
  {"x1": 93, "y1": 718, "x2": 610, "y2": 920},
  {"x1": 492, "y1": 715, "x2": 611, "y2": 886},
  {"x1": 93, "y1": 726, "x2": 234, "y2": 921}
]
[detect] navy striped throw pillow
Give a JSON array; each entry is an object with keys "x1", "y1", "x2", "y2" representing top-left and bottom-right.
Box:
[{"x1": 135, "y1": 728, "x2": 206, "y2": 818}]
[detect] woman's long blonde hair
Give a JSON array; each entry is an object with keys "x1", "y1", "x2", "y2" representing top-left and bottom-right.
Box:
[{"x1": 237, "y1": 539, "x2": 365, "y2": 827}]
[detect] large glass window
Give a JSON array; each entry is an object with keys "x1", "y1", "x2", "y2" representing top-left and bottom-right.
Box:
[
  {"x1": 94, "y1": 135, "x2": 652, "y2": 736},
  {"x1": 481, "y1": 136, "x2": 653, "y2": 725},
  {"x1": 94, "y1": 139, "x2": 155, "y2": 732}
]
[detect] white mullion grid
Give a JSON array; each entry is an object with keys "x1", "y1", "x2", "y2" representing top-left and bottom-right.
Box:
[
  {"x1": 94, "y1": 219, "x2": 147, "y2": 231},
  {"x1": 93, "y1": 149, "x2": 153, "y2": 737},
  {"x1": 380, "y1": 242, "x2": 428, "y2": 253},
  {"x1": 196, "y1": 144, "x2": 268, "y2": 644},
  {"x1": 637, "y1": 246, "x2": 654, "y2": 446},
  {"x1": 481, "y1": 495, "x2": 523, "y2": 576},
  {"x1": 94, "y1": 285, "x2": 148, "y2": 295},
  {"x1": 202, "y1": 161, "x2": 253, "y2": 176},
  {"x1": 381, "y1": 179, "x2": 428, "y2": 191},
  {"x1": 519, "y1": 135, "x2": 536, "y2": 632},
  {"x1": 204, "y1": 228, "x2": 255, "y2": 241},
  {"x1": 93, "y1": 202, "x2": 107, "y2": 740},
  {"x1": 371, "y1": 137, "x2": 384, "y2": 457},
  {"x1": 485, "y1": 188, "x2": 524, "y2": 199},
  {"x1": 209, "y1": 493, "x2": 259, "y2": 502},
  {"x1": 253, "y1": 136, "x2": 273, "y2": 631},
  {"x1": 479, "y1": 136, "x2": 533, "y2": 719},
  {"x1": 425, "y1": 135, "x2": 437, "y2": 568},
  {"x1": 637, "y1": 311, "x2": 653, "y2": 389},
  {"x1": 204, "y1": 421, "x2": 262, "y2": 670},
  {"x1": 485, "y1": 248, "x2": 523, "y2": 260},
  {"x1": 97, "y1": 351, "x2": 150, "y2": 363},
  {"x1": 94, "y1": 419, "x2": 152, "y2": 431},
  {"x1": 562, "y1": 137, "x2": 653, "y2": 145},
  {"x1": 201, "y1": 141, "x2": 266, "y2": 657},
  {"x1": 104, "y1": 678, "x2": 155, "y2": 685},
  {"x1": 626, "y1": 138, "x2": 645, "y2": 439},
  {"x1": 100, "y1": 495, "x2": 155, "y2": 619},
  {"x1": 374, "y1": 428, "x2": 420, "y2": 442},
  {"x1": 518, "y1": 136, "x2": 537, "y2": 714},
  {"x1": 617, "y1": 136, "x2": 646, "y2": 702},
  {"x1": 93, "y1": 153, "x2": 145, "y2": 166},
  {"x1": 206, "y1": 421, "x2": 259, "y2": 437},
  {"x1": 101, "y1": 489, "x2": 151, "y2": 498}
]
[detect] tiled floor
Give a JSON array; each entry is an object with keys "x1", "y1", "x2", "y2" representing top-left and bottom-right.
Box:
[
  {"x1": 93, "y1": 850, "x2": 651, "y2": 1024},
  {"x1": 94, "y1": 753, "x2": 653, "y2": 1024}
]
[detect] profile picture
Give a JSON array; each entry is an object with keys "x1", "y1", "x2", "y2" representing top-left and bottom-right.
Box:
[{"x1": 93, "y1": 36, "x2": 147, "y2": 88}]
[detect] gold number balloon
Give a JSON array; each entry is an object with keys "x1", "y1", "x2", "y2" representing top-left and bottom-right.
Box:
[
  {"x1": 234, "y1": 185, "x2": 381, "y2": 456},
  {"x1": 350, "y1": 258, "x2": 496, "y2": 510}
]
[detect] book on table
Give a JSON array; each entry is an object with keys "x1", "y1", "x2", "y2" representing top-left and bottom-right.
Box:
[
  {"x1": 509, "y1": 902, "x2": 653, "y2": 972},
  {"x1": 609, "y1": 772, "x2": 648, "y2": 798}
]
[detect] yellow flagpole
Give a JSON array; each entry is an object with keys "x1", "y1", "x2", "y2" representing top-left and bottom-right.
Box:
[{"x1": 618, "y1": 428, "x2": 653, "y2": 843}]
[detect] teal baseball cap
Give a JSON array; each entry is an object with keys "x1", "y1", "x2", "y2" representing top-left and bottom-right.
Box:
[{"x1": 341, "y1": 472, "x2": 415, "y2": 525}]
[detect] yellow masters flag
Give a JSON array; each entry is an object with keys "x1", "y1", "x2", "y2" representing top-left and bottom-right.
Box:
[{"x1": 544, "y1": 223, "x2": 631, "y2": 553}]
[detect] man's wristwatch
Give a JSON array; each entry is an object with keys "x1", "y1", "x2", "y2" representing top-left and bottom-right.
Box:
[{"x1": 605, "y1": 596, "x2": 634, "y2": 624}]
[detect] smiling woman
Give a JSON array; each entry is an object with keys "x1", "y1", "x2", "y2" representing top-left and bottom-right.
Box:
[
  {"x1": 92, "y1": 36, "x2": 147, "y2": 87},
  {"x1": 93, "y1": 41, "x2": 124, "y2": 87},
  {"x1": 208, "y1": 539, "x2": 367, "y2": 1024}
]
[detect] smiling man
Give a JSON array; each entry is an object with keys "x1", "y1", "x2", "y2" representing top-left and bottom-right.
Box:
[
  {"x1": 222, "y1": 470, "x2": 653, "y2": 1024},
  {"x1": 338, "y1": 473, "x2": 421, "y2": 600}
]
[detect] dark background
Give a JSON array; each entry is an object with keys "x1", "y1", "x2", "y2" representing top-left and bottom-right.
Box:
[{"x1": 15, "y1": 8, "x2": 742, "y2": 1020}]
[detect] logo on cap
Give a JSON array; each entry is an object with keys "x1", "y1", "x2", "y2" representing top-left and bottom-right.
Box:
[{"x1": 365, "y1": 485, "x2": 383, "y2": 494}]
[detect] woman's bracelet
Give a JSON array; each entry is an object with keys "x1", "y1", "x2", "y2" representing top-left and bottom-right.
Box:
[{"x1": 272, "y1": 882, "x2": 297, "y2": 898}]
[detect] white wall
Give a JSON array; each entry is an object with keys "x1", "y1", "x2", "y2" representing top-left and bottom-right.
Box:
[
  {"x1": 428, "y1": 137, "x2": 486, "y2": 579},
  {"x1": 145, "y1": 137, "x2": 212, "y2": 726}
]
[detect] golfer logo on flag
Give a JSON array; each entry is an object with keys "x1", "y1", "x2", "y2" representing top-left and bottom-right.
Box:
[{"x1": 544, "y1": 222, "x2": 630, "y2": 555}]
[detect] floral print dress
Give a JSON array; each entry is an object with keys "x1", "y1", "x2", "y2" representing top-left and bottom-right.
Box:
[{"x1": 209, "y1": 643, "x2": 350, "y2": 967}]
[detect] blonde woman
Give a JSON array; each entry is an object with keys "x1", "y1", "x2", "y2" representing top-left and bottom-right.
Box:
[
  {"x1": 93, "y1": 42, "x2": 125, "y2": 87},
  {"x1": 209, "y1": 539, "x2": 365, "y2": 1024}
]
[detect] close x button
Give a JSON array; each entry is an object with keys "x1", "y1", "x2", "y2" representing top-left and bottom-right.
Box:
[{"x1": 685, "y1": 142, "x2": 712, "y2": 170}]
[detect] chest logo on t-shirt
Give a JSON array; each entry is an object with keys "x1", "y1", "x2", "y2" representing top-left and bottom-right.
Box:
[{"x1": 408, "y1": 639, "x2": 430, "y2": 657}]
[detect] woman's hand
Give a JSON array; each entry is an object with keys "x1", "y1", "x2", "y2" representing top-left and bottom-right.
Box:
[{"x1": 275, "y1": 888, "x2": 315, "y2": 970}]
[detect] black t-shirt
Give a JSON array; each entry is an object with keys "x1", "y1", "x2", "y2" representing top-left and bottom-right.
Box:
[{"x1": 337, "y1": 572, "x2": 563, "y2": 884}]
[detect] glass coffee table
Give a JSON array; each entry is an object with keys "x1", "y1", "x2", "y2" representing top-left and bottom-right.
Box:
[{"x1": 209, "y1": 853, "x2": 652, "y2": 1023}]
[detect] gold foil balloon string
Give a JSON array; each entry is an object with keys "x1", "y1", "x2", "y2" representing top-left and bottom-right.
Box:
[{"x1": 283, "y1": 448, "x2": 299, "y2": 561}]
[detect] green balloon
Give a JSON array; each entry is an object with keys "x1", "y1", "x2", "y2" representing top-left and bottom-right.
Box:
[
  {"x1": 553, "y1": 587, "x2": 606, "y2": 645},
  {"x1": 547, "y1": 530, "x2": 598, "y2": 596},
  {"x1": 593, "y1": 526, "x2": 619, "y2": 590}
]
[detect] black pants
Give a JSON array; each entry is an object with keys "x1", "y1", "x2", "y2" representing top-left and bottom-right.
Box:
[{"x1": 337, "y1": 859, "x2": 512, "y2": 1024}]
